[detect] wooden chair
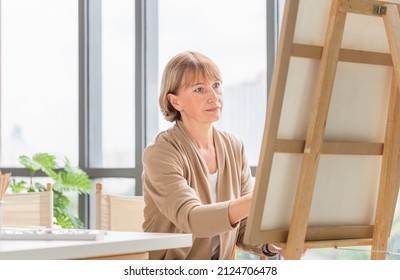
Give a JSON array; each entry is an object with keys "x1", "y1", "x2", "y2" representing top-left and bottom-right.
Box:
[
  {"x1": 95, "y1": 182, "x2": 147, "y2": 259},
  {"x1": 2, "y1": 183, "x2": 53, "y2": 228}
]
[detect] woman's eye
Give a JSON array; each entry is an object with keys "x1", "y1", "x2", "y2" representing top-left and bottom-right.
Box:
[
  {"x1": 213, "y1": 82, "x2": 221, "y2": 89},
  {"x1": 194, "y1": 87, "x2": 204, "y2": 93}
]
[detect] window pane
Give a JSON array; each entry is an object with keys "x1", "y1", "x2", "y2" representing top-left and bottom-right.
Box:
[
  {"x1": 98, "y1": 0, "x2": 135, "y2": 168},
  {"x1": 0, "y1": 0, "x2": 78, "y2": 166},
  {"x1": 158, "y1": 0, "x2": 267, "y2": 165}
]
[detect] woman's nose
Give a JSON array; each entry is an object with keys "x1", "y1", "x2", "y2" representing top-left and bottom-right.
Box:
[{"x1": 208, "y1": 88, "x2": 219, "y2": 102}]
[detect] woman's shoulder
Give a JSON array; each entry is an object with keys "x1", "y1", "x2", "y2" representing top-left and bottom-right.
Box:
[
  {"x1": 144, "y1": 130, "x2": 173, "y2": 152},
  {"x1": 143, "y1": 125, "x2": 184, "y2": 157}
]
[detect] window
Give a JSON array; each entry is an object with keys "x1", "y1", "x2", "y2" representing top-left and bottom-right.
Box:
[
  {"x1": 92, "y1": 0, "x2": 136, "y2": 168},
  {"x1": 0, "y1": 0, "x2": 79, "y2": 166},
  {"x1": 0, "y1": 0, "x2": 141, "y2": 229},
  {"x1": 85, "y1": 0, "x2": 142, "y2": 227}
]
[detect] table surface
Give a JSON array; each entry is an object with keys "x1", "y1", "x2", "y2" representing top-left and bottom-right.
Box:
[{"x1": 0, "y1": 230, "x2": 192, "y2": 259}]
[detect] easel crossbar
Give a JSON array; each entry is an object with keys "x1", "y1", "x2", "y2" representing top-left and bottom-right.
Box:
[
  {"x1": 275, "y1": 139, "x2": 384, "y2": 155},
  {"x1": 292, "y1": 44, "x2": 393, "y2": 66}
]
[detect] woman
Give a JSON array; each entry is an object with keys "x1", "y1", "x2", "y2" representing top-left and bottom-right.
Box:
[{"x1": 142, "y1": 51, "x2": 282, "y2": 260}]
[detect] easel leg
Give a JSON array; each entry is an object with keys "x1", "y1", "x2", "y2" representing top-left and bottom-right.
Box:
[
  {"x1": 246, "y1": 0, "x2": 300, "y2": 242},
  {"x1": 285, "y1": 0, "x2": 347, "y2": 260},
  {"x1": 371, "y1": 4, "x2": 400, "y2": 260}
]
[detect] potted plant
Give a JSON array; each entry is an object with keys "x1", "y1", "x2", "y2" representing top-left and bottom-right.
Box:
[{"x1": 10, "y1": 153, "x2": 92, "y2": 229}]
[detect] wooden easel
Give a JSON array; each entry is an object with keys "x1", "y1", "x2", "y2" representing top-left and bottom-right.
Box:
[{"x1": 244, "y1": 0, "x2": 400, "y2": 260}]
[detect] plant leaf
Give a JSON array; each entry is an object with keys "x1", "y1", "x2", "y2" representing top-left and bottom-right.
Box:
[
  {"x1": 54, "y1": 212, "x2": 84, "y2": 229},
  {"x1": 13, "y1": 153, "x2": 93, "y2": 229},
  {"x1": 53, "y1": 190, "x2": 70, "y2": 211},
  {"x1": 53, "y1": 158, "x2": 92, "y2": 193},
  {"x1": 9, "y1": 179, "x2": 28, "y2": 193},
  {"x1": 19, "y1": 155, "x2": 41, "y2": 172},
  {"x1": 32, "y1": 153, "x2": 58, "y2": 180},
  {"x1": 34, "y1": 182, "x2": 46, "y2": 192}
]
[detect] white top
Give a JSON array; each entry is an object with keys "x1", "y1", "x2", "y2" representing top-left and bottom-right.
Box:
[{"x1": 208, "y1": 171, "x2": 218, "y2": 203}]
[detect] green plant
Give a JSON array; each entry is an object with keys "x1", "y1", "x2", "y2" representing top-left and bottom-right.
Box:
[{"x1": 10, "y1": 153, "x2": 92, "y2": 229}]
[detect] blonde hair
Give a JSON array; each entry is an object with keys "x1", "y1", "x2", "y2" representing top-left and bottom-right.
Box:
[{"x1": 159, "y1": 51, "x2": 222, "y2": 122}]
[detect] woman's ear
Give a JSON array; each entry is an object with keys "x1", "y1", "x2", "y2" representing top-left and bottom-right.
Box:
[{"x1": 167, "y1": 93, "x2": 182, "y2": 111}]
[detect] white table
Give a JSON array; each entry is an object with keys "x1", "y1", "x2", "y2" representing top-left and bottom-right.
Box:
[{"x1": 0, "y1": 231, "x2": 192, "y2": 260}]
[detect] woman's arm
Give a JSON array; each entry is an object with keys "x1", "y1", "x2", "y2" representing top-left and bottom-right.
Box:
[{"x1": 228, "y1": 193, "x2": 252, "y2": 225}]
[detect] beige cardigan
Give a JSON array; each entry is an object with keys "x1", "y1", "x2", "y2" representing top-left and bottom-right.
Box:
[{"x1": 142, "y1": 120, "x2": 264, "y2": 259}]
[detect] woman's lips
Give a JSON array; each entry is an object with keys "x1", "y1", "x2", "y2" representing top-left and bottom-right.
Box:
[{"x1": 206, "y1": 101, "x2": 222, "y2": 111}]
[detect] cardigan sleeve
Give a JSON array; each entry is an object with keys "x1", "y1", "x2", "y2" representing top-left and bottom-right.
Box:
[
  {"x1": 143, "y1": 142, "x2": 237, "y2": 238},
  {"x1": 239, "y1": 139, "x2": 253, "y2": 196}
]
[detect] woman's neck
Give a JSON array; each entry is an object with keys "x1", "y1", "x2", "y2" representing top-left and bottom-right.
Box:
[{"x1": 181, "y1": 119, "x2": 214, "y2": 149}]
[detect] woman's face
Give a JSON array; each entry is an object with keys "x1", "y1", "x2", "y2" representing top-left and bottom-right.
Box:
[{"x1": 168, "y1": 72, "x2": 223, "y2": 125}]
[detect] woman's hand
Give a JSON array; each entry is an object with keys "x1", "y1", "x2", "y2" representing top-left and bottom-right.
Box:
[{"x1": 268, "y1": 244, "x2": 307, "y2": 259}]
